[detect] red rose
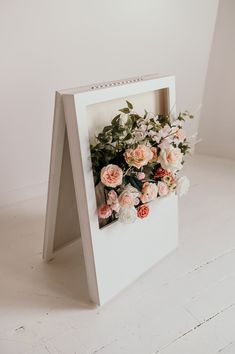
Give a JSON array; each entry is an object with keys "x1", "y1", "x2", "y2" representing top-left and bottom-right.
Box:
[
  {"x1": 154, "y1": 167, "x2": 168, "y2": 179},
  {"x1": 137, "y1": 204, "x2": 150, "y2": 219},
  {"x1": 154, "y1": 167, "x2": 175, "y2": 185}
]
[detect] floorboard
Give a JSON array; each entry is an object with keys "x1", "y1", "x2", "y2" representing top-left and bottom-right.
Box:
[{"x1": 0, "y1": 154, "x2": 235, "y2": 354}]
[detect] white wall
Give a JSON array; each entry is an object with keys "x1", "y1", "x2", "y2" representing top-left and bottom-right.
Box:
[
  {"x1": 0, "y1": 0, "x2": 218, "y2": 206},
  {"x1": 198, "y1": 0, "x2": 235, "y2": 159}
]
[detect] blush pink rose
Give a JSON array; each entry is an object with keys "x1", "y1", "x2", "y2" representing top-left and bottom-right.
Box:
[
  {"x1": 159, "y1": 147, "x2": 183, "y2": 172},
  {"x1": 158, "y1": 181, "x2": 169, "y2": 197},
  {"x1": 124, "y1": 145, "x2": 153, "y2": 169},
  {"x1": 118, "y1": 191, "x2": 135, "y2": 208},
  {"x1": 98, "y1": 204, "x2": 112, "y2": 219},
  {"x1": 100, "y1": 164, "x2": 123, "y2": 187},
  {"x1": 140, "y1": 182, "x2": 158, "y2": 203}
]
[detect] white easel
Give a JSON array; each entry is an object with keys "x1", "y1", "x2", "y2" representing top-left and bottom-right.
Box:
[{"x1": 43, "y1": 74, "x2": 178, "y2": 305}]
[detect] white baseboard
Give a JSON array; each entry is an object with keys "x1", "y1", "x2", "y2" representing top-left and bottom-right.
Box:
[{"x1": 0, "y1": 181, "x2": 48, "y2": 208}]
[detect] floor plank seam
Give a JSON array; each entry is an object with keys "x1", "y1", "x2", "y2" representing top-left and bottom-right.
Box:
[
  {"x1": 218, "y1": 340, "x2": 235, "y2": 353},
  {"x1": 185, "y1": 248, "x2": 235, "y2": 275},
  {"x1": 153, "y1": 302, "x2": 235, "y2": 353},
  {"x1": 162, "y1": 247, "x2": 235, "y2": 288}
]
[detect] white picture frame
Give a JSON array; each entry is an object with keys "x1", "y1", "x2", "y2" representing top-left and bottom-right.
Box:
[{"x1": 43, "y1": 74, "x2": 178, "y2": 305}]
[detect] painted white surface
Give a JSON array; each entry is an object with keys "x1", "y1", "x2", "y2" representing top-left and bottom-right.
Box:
[
  {"x1": 0, "y1": 154, "x2": 235, "y2": 353},
  {"x1": 198, "y1": 0, "x2": 235, "y2": 159},
  {"x1": 54, "y1": 75, "x2": 178, "y2": 304},
  {"x1": 0, "y1": 0, "x2": 219, "y2": 206}
]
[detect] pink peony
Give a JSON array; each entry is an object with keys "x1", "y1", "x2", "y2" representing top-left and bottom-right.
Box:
[
  {"x1": 100, "y1": 164, "x2": 123, "y2": 188},
  {"x1": 98, "y1": 204, "x2": 112, "y2": 219},
  {"x1": 158, "y1": 181, "x2": 169, "y2": 197},
  {"x1": 118, "y1": 191, "x2": 135, "y2": 208},
  {"x1": 158, "y1": 146, "x2": 183, "y2": 172},
  {"x1": 140, "y1": 182, "x2": 158, "y2": 203},
  {"x1": 124, "y1": 145, "x2": 153, "y2": 169}
]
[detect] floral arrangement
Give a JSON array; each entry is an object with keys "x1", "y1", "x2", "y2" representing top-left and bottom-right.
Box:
[{"x1": 90, "y1": 101, "x2": 193, "y2": 226}]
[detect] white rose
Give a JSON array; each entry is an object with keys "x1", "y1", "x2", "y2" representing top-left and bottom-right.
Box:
[
  {"x1": 124, "y1": 184, "x2": 140, "y2": 198},
  {"x1": 134, "y1": 131, "x2": 145, "y2": 141},
  {"x1": 118, "y1": 206, "x2": 137, "y2": 224},
  {"x1": 176, "y1": 176, "x2": 190, "y2": 196},
  {"x1": 159, "y1": 146, "x2": 183, "y2": 172}
]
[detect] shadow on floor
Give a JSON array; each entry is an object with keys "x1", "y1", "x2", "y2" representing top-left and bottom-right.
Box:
[{"x1": 0, "y1": 205, "x2": 96, "y2": 312}]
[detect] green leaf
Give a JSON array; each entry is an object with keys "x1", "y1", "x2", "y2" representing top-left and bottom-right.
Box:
[
  {"x1": 123, "y1": 133, "x2": 132, "y2": 141},
  {"x1": 97, "y1": 133, "x2": 110, "y2": 143},
  {"x1": 111, "y1": 114, "x2": 121, "y2": 125},
  {"x1": 126, "y1": 100, "x2": 133, "y2": 110},
  {"x1": 103, "y1": 125, "x2": 112, "y2": 133},
  {"x1": 128, "y1": 176, "x2": 143, "y2": 191},
  {"x1": 119, "y1": 108, "x2": 130, "y2": 114},
  {"x1": 111, "y1": 134, "x2": 119, "y2": 142}
]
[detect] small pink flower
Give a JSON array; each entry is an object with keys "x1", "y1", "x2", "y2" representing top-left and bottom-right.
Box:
[
  {"x1": 98, "y1": 204, "x2": 112, "y2": 219},
  {"x1": 124, "y1": 145, "x2": 153, "y2": 169},
  {"x1": 174, "y1": 129, "x2": 186, "y2": 142},
  {"x1": 111, "y1": 202, "x2": 120, "y2": 213},
  {"x1": 140, "y1": 182, "x2": 158, "y2": 203},
  {"x1": 134, "y1": 197, "x2": 140, "y2": 206},
  {"x1": 118, "y1": 191, "x2": 135, "y2": 208},
  {"x1": 137, "y1": 172, "x2": 145, "y2": 180},
  {"x1": 107, "y1": 190, "x2": 120, "y2": 212},
  {"x1": 158, "y1": 181, "x2": 169, "y2": 197},
  {"x1": 107, "y1": 190, "x2": 118, "y2": 205},
  {"x1": 100, "y1": 164, "x2": 123, "y2": 188}
]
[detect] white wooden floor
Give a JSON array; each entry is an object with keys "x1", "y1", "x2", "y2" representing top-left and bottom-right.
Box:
[{"x1": 0, "y1": 154, "x2": 235, "y2": 354}]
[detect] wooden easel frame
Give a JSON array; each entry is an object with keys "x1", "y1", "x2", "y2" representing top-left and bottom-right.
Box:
[{"x1": 43, "y1": 74, "x2": 177, "y2": 305}]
